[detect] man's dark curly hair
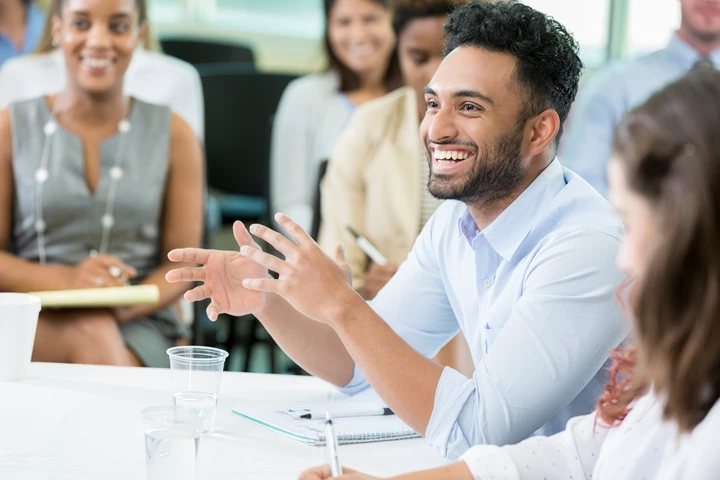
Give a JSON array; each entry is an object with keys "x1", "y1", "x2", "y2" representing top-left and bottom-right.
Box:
[{"x1": 443, "y1": 1, "x2": 583, "y2": 143}]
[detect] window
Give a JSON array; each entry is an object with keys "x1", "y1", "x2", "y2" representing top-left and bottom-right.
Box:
[
  {"x1": 626, "y1": 0, "x2": 680, "y2": 58},
  {"x1": 211, "y1": 0, "x2": 322, "y2": 37},
  {"x1": 523, "y1": 0, "x2": 612, "y2": 68}
]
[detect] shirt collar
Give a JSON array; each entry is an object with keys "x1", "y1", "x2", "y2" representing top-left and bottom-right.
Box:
[
  {"x1": 666, "y1": 32, "x2": 720, "y2": 69},
  {"x1": 457, "y1": 158, "x2": 566, "y2": 262}
]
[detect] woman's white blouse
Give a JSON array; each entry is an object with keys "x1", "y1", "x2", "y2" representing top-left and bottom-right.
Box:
[
  {"x1": 269, "y1": 71, "x2": 354, "y2": 232},
  {"x1": 461, "y1": 393, "x2": 676, "y2": 480}
]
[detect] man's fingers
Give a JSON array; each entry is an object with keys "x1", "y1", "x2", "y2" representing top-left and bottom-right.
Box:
[
  {"x1": 249, "y1": 223, "x2": 297, "y2": 257},
  {"x1": 206, "y1": 300, "x2": 220, "y2": 322},
  {"x1": 275, "y1": 213, "x2": 313, "y2": 248},
  {"x1": 168, "y1": 248, "x2": 211, "y2": 265},
  {"x1": 166, "y1": 266, "x2": 206, "y2": 283},
  {"x1": 233, "y1": 221, "x2": 254, "y2": 247},
  {"x1": 239, "y1": 246, "x2": 289, "y2": 275},
  {"x1": 242, "y1": 277, "x2": 280, "y2": 294},
  {"x1": 333, "y1": 242, "x2": 348, "y2": 266},
  {"x1": 184, "y1": 284, "x2": 212, "y2": 303}
]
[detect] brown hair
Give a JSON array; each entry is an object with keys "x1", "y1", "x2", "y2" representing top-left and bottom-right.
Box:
[
  {"x1": 35, "y1": 0, "x2": 156, "y2": 54},
  {"x1": 612, "y1": 68, "x2": 720, "y2": 433},
  {"x1": 323, "y1": 0, "x2": 403, "y2": 93}
]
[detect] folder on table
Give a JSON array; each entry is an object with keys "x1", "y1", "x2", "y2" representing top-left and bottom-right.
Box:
[
  {"x1": 29, "y1": 285, "x2": 159, "y2": 308},
  {"x1": 232, "y1": 391, "x2": 420, "y2": 446}
]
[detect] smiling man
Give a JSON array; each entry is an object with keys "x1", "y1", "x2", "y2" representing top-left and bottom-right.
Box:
[{"x1": 167, "y1": 1, "x2": 628, "y2": 460}]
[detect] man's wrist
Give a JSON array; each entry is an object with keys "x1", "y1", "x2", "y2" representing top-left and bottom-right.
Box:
[{"x1": 324, "y1": 287, "x2": 368, "y2": 330}]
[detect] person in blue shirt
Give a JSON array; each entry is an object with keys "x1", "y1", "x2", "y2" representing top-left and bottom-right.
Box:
[
  {"x1": 167, "y1": 1, "x2": 628, "y2": 460},
  {"x1": 559, "y1": 0, "x2": 720, "y2": 197},
  {"x1": 0, "y1": 0, "x2": 45, "y2": 67}
]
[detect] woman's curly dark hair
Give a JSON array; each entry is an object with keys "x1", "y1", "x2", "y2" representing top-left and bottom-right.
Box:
[{"x1": 443, "y1": 1, "x2": 583, "y2": 142}]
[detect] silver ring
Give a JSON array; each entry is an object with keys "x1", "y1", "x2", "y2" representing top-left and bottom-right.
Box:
[
  {"x1": 108, "y1": 266, "x2": 122, "y2": 278},
  {"x1": 94, "y1": 276, "x2": 105, "y2": 287}
]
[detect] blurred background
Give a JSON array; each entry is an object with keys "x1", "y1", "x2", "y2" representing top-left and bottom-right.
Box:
[
  {"x1": 19, "y1": 0, "x2": 687, "y2": 374},
  {"x1": 30, "y1": 0, "x2": 680, "y2": 76}
]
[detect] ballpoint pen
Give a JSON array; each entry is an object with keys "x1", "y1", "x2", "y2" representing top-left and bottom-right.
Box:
[
  {"x1": 325, "y1": 412, "x2": 342, "y2": 477},
  {"x1": 346, "y1": 226, "x2": 388, "y2": 266},
  {"x1": 297, "y1": 407, "x2": 394, "y2": 420}
]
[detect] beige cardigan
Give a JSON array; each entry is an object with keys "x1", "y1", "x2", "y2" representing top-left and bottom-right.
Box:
[{"x1": 318, "y1": 87, "x2": 423, "y2": 288}]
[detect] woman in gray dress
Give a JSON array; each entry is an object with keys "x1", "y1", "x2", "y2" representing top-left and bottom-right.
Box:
[{"x1": 0, "y1": 0, "x2": 204, "y2": 367}]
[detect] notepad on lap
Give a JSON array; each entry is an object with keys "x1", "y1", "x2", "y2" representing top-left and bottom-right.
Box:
[
  {"x1": 233, "y1": 391, "x2": 420, "y2": 446},
  {"x1": 28, "y1": 285, "x2": 159, "y2": 308}
]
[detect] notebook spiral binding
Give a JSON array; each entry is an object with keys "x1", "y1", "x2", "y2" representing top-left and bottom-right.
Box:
[{"x1": 317, "y1": 429, "x2": 420, "y2": 445}]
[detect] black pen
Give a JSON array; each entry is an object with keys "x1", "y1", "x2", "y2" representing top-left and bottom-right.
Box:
[{"x1": 299, "y1": 407, "x2": 394, "y2": 420}]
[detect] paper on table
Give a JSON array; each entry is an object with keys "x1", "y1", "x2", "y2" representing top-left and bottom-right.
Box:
[
  {"x1": 233, "y1": 389, "x2": 420, "y2": 446},
  {"x1": 28, "y1": 285, "x2": 159, "y2": 308}
]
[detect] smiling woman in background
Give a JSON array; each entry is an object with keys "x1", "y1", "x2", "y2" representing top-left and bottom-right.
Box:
[
  {"x1": 0, "y1": 0, "x2": 45, "y2": 67},
  {"x1": 318, "y1": 0, "x2": 473, "y2": 374},
  {"x1": 270, "y1": 0, "x2": 401, "y2": 233},
  {"x1": 299, "y1": 67, "x2": 720, "y2": 480},
  {"x1": 0, "y1": 0, "x2": 203, "y2": 368}
]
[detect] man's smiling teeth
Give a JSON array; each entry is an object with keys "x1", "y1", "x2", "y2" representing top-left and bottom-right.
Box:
[
  {"x1": 83, "y1": 57, "x2": 111, "y2": 68},
  {"x1": 433, "y1": 150, "x2": 472, "y2": 161}
]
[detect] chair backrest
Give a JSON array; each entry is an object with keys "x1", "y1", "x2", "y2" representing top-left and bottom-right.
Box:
[
  {"x1": 160, "y1": 38, "x2": 255, "y2": 65},
  {"x1": 310, "y1": 159, "x2": 329, "y2": 241},
  {"x1": 198, "y1": 63, "x2": 297, "y2": 200}
]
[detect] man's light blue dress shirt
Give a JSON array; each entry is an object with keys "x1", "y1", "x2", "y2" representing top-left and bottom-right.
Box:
[
  {"x1": 560, "y1": 34, "x2": 720, "y2": 197},
  {"x1": 0, "y1": 4, "x2": 45, "y2": 68},
  {"x1": 340, "y1": 159, "x2": 629, "y2": 459}
]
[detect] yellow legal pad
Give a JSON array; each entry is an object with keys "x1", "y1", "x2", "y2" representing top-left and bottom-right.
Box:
[{"x1": 29, "y1": 285, "x2": 160, "y2": 308}]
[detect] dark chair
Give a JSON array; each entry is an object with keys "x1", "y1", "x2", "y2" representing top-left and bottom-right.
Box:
[
  {"x1": 310, "y1": 159, "x2": 329, "y2": 241},
  {"x1": 198, "y1": 63, "x2": 297, "y2": 223},
  {"x1": 160, "y1": 38, "x2": 255, "y2": 66}
]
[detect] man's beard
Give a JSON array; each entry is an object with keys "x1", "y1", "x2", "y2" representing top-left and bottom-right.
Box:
[{"x1": 427, "y1": 122, "x2": 526, "y2": 205}]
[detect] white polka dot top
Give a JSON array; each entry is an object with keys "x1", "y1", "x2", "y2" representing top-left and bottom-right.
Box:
[{"x1": 461, "y1": 392, "x2": 676, "y2": 480}]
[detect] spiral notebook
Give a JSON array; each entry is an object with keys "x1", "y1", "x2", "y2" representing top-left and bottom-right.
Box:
[{"x1": 232, "y1": 391, "x2": 420, "y2": 446}]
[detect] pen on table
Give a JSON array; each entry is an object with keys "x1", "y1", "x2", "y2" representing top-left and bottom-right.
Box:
[
  {"x1": 325, "y1": 412, "x2": 342, "y2": 478},
  {"x1": 299, "y1": 407, "x2": 394, "y2": 420},
  {"x1": 346, "y1": 226, "x2": 388, "y2": 266}
]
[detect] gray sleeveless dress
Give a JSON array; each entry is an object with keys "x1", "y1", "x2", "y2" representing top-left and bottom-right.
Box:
[{"x1": 9, "y1": 96, "x2": 189, "y2": 368}]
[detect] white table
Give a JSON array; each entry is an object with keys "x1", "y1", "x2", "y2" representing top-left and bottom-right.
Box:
[{"x1": 0, "y1": 363, "x2": 447, "y2": 479}]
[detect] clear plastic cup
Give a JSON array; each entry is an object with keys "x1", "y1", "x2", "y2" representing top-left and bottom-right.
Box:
[
  {"x1": 142, "y1": 406, "x2": 205, "y2": 480},
  {"x1": 167, "y1": 346, "x2": 229, "y2": 433},
  {"x1": 0, "y1": 293, "x2": 41, "y2": 381}
]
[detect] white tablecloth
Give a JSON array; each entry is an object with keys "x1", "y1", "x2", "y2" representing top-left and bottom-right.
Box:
[{"x1": 0, "y1": 363, "x2": 447, "y2": 479}]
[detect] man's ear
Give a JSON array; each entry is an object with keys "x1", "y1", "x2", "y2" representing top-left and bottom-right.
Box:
[{"x1": 522, "y1": 109, "x2": 560, "y2": 158}]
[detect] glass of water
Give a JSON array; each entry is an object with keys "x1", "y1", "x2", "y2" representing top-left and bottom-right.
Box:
[
  {"x1": 167, "y1": 346, "x2": 229, "y2": 433},
  {"x1": 142, "y1": 406, "x2": 204, "y2": 480}
]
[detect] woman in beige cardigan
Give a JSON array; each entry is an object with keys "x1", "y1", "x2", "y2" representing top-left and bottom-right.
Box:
[{"x1": 318, "y1": 0, "x2": 473, "y2": 375}]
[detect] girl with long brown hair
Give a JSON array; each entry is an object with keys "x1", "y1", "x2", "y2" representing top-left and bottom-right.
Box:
[{"x1": 297, "y1": 67, "x2": 720, "y2": 480}]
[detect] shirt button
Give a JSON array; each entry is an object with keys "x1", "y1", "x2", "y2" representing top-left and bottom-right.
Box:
[{"x1": 483, "y1": 278, "x2": 492, "y2": 288}]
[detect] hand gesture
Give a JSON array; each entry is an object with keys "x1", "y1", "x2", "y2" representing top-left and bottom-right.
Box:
[
  {"x1": 238, "y1": 213, "x2": 358, "y2": 325},
  {"x1": 298, "y1": 465, "x2": 376, "y2": 480},
  {"x1": 65, "y1": 254, "x2": 136, "y2": 289},
  {"x1": 165, "y1": 221, "x2": 268, "y2": 320}
]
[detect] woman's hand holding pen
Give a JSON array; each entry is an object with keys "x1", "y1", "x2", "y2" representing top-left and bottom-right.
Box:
[
  {"x1": 360, "y1": 262, "x2": 398, "y2": 300},
  {"x1": 237, "y1": 213, "x2": 361, "y2": 325},
  {"x1": 299, "y1": 465, "x2": 377, "y2": 480}
]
